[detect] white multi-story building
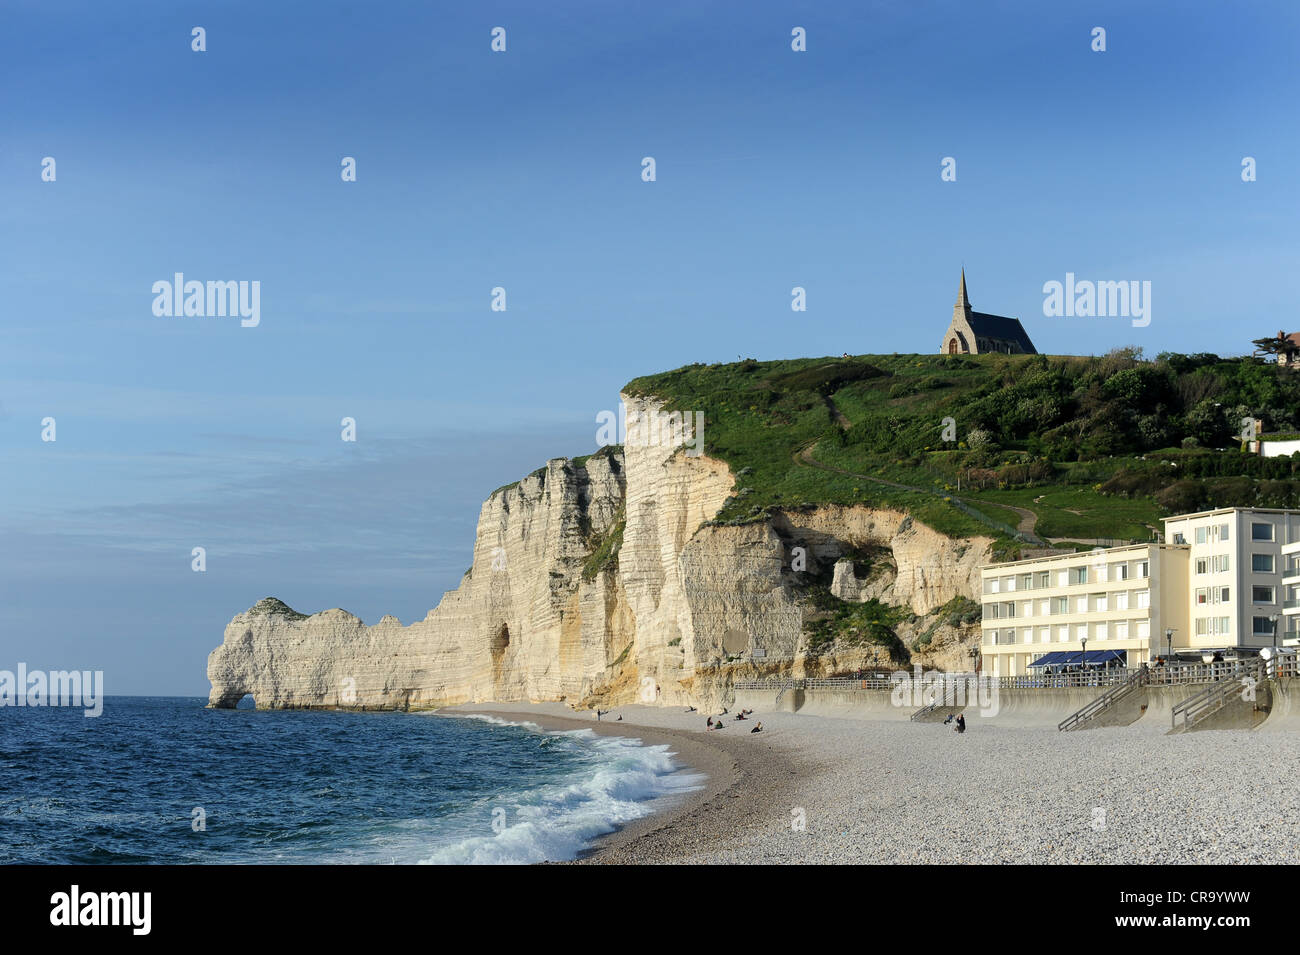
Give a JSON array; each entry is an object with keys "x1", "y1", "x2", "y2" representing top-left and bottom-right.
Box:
[
  {"x1": 1163, "y1": 508, "x2": 1300, "y2": 652},
  {"x1": 980, "y1": 508, "x2": 1300, "y2": 676},
  {"x1": 980, "y1": 544, "x2": 1187, "y2": 677},
  {"x1": 1281, "y1": 539, "x2": 1300, "y2": 644}
]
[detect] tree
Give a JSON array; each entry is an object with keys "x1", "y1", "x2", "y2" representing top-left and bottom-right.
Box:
[{"x1": 1252, "y1": 331, "x2": 1298, "y2": 364}]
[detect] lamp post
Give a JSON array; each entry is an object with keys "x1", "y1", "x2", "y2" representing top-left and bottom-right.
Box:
[
  {"x1": 1081, "y1": 635, "x2": 1088, "y2": 685},
  {"x1": 1271, "y1": 613, "x2": 1279, "y2": 650}
]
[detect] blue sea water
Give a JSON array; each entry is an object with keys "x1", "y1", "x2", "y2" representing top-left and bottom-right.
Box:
[{"x1": 0, "y1": 697, "x2": 703, "y2": 864}]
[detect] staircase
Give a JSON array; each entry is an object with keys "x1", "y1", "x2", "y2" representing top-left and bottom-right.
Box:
[
  {"x1": 910, "y1": 681, "x2": 958, "y2": 721},
  {"x1": 1169, "y1": 659, "x2": 1267, "y2": 733},
  {"x1": 910, "y1": 700, "x2": 942, "y2": 721},
  {"x1": 1058, "y1": 668, "x2": 1149, "y2": 732}
]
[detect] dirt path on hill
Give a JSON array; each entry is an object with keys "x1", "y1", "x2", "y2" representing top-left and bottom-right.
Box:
[{"x1": 790, "y1": 441, "x2": 1047, "y2": 545}]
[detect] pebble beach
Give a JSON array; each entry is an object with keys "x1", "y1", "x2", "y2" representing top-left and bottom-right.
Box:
[{"x1": 447, "y1": 702, "x2": 1300, "y2": 865}]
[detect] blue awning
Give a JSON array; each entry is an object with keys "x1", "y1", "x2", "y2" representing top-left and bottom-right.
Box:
[
  {"x1": 1028, "y1": 651, "x2": 1069, "y2": 667},
  {"x1": 1081, "y1": 649, "x2": 1126, "y2": 665},
  {"x1": 1029, "y1": 649, "x2": 1126, "y2": 667}
]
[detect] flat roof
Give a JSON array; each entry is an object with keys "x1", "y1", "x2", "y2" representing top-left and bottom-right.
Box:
[
  {"x1": 979, "y1": 542, "x2": 1184, "y2": 573},
  {"x1": 1162, "y1": 507, "x2": 1300, "y2": 523}
]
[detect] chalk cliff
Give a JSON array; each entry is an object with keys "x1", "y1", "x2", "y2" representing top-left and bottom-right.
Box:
[{"x1": 207, "y1": 395, "x2": 992, "y2": 710}]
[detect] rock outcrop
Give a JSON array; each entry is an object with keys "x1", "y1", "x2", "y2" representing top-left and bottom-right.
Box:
[{"x1": 207, "y1": 395, "x2": 993, "y2": 711}]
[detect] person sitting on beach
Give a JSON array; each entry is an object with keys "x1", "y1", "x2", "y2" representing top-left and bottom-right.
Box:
[
  {"x1": 750, "y1": 722, "x2": 763, "y2": 734},
  {"x1": 943, "y1": 713, "x2": 954, "y2": 725},
  {"x1": 735, "y1": 712, "x2": 747, "y2": 720},
  {"x1": 706, "y1": 717, "x2": 714, "y2": 728},
  {"x1": 685, "y1": 706, "x2": 697, "y2": 713}
]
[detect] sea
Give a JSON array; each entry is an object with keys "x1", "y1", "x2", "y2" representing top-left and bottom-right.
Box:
[{"x1": 0, "y1": 697, "x2": 704, "y2": 864}]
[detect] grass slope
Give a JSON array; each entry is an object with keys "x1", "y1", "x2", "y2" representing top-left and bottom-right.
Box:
[{"x1": 624, "y1": 350, "x2": 1300, "y2": 549}]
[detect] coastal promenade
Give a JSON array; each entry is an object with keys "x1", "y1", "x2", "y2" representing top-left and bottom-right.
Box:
[{"x1": 733, "y1": 657, "x2": 1300, "y2": 731}]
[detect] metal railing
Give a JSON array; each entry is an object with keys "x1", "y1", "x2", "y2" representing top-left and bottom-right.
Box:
[
  {"x1": 1058, "y1": 668, "x2": 1149, "y2": 732},
  {"x1": 1000, "y1": 669, "x2": 1131, "y2": 689},
  {"x1": 734, "y1": 657, "x2": 1297, "y2": 695},
  {"x1": 1170, "y1": 658, "x2": 1267, "y2": 733}
]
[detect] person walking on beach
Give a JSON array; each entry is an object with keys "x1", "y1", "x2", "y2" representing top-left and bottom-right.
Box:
[{"x1": 955, "y1": 714, "x2": 966, "y2": 734}]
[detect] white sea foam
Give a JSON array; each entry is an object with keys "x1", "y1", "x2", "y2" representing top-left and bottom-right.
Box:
[{"x1": 420, "y1": 721, "x2": 705, "y2": 865}]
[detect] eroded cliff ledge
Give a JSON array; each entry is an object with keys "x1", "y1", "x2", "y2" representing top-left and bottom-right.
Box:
[{"x1": 207, "y1": 395, "x2": 990, "y2": 711}]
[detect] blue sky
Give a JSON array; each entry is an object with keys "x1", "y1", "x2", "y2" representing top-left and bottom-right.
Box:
[{"x1": 2, "y1": 1, "x2": 1298, "y2": 693}]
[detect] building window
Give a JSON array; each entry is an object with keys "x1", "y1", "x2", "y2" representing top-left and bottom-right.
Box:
[
  {"x1": 1038, "y1": 627, "x2": 1050, "y2": 643},
  {"x1": 1253, "y1": 617, "x2": 1277, "y2": 637},
  {"x1": 1114, "y1": 591, "x2": 1129, "y2": 610},
  {"x1": 1172, "y1": 532, "x2": 1186, "y2": 545},
  {"x1": 1139, "y1": 561, "x2": 1149, "y2": 578},
  {"x1": 1219, "y1": 586, "x2": 1230, "y2": 603},
  {"x1": 1115, "y1": 621, "x2": 1129, "y2": 639},
  {"x1": 1195, "y1": 587, "x2": 1207, "y2": 605},
  {"x1": 1212, "y1": 555, "x2": 1230, "y2": 573},
  {"x1": 1037, "y1": 571, "x2": 1050, "y2": 588},
  {"x1": 1053, "y1": 597, "x2": 1068, "y2": 614},
  {"x1": 1112, "y1": 563, "x2": 1130, "y2": 581},
  {"x1": 1093, "y1": 593, "x2": 1108, "y2": 612},
  {"x1": 1070, "y1": 567, "x2": 1088, "y2": 585},
  {"x1": 1196, "y1": 617, "x2": 1233, "y2": 636},
  {"x1": 1195, "y1": 527, "x2": 1207, "y2": 545},
  {"x1": 1020, "y1": 574, "x2": 1033, "y2": 590},
  {"x1": 1253, "y1": 554, "x2": 1275, "y2": 574},
  {"x1": 1136, "y1": 590, "x2": 1150, "y2": 609},
  {"x1": 1252, "y1": 522, "x2": 1275, "y2": 542},
  {"x1": 1253, "y1": 585, "x2": 1274, "y2": 604},
  {"x1": 1096, "y1": 622, "x2": 1108, "y2": 640}
]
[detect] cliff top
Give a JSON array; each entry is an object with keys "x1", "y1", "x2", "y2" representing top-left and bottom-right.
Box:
[{"x1": 622, "y1": 351, "x2": 1300, "y2": 546}]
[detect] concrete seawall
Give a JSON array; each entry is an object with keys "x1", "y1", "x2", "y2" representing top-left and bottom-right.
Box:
[
  {"x1": 1252, "y1": 676, "x2": 1297, "y2": 733},
  {"x1": 734, "y1": 678, "x2": 1300, "y2": 732}
]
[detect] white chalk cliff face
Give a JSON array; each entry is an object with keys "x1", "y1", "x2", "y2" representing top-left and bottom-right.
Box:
[{"x1": 207, "y1": 395, "x2": 992, "y2": 710}]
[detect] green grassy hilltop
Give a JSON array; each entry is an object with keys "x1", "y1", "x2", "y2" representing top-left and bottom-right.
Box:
[{"x1": 625, "y1": 350, "x2": 1300, "y2": 555}]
